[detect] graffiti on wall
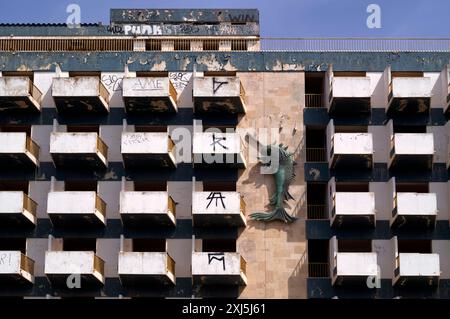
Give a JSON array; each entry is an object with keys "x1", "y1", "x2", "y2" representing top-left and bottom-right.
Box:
[
  {"x1": 206, "y1": 192, "x2": 226, "y2": 209},
  {"x1": 208, "y1": 252, "x2": 226, "y2": 270},
  {"x1": 169, "y1": 72, "x2": 191, "y2": 91},
  {"x1": 102, "y1": 74, "x2": 123, "y2": 92}
]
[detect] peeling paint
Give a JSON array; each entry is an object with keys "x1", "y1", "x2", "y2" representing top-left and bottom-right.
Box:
[
  {"x1": 150, "y1": 60, "x2": 167, "y2": 71},
  {"x1": 0, "y1": 52, "x2": 449, "y2": 72}
]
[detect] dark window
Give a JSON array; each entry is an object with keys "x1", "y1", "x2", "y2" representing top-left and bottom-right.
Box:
[
  {"x1": 338, "y1": 240, "x2": 372, "y2": 253},
  {"x1": 308, "y1": 240, "x2": 328, "y2": 263},
  {"x1": 134, "y1": 181, "x2": 167, "y2": 192},
  {"x1": 396, "y1": 183, "x2": 429, "y2": 193},
  {"x1": 203, "y1": 181, "x2": 236, "y2": 192},
  {"x1": 136, "y1": 71, "x2": 168, "y2": 78},
  {"x1": 145, "y1": 39, "x2": 162, "y2": 51},
  {"x1": 66, "y1": 125, "x2": 99, "y2": 134},
  {"x1": 0, "y1": 181, "x2": 29, "y2": 194},
  {"x1": 0, "y1": 125, "x2": 32, "y2": 136},
  {"x1": 202, "y1": 40, "x2": 219, "y2": 51},
  {"x1": 392, "y1": 71, "x2": 424, "y2": 78},
  {"x1": 174, "y1": 39, "x2": 190, "y2": 51},
  {"x1": 306, "y1": 128, "x2": 326, "y2": 148},
  {"x1": 393, "y1": 125, "x2": 427, "y2": 133},
  {"x1": 64, "y1": 181, "x2": 97, "y2": 192},
  {"x1": 134, "y1": 125, "x2": 167, "y2": 133},
  {"x1": 202, "y1": 239, "x2": 236, "y2": 252},
  {"x1": 68, "y1": 71, "x2": 101, "y2": 78},
  {"x1": 132, "y1": 238, "x2": 166, "y2": 252},
  {"x1": 336, "y1": 182, "x2": 369, "y2": 192},
  {"x1": 204, "y1": 71, "x2": 236, "y2": 77},
  {"x1": 231, "y1": 40, "x2": 247, "y2": 51},
  {"x1": 335, "y1": 125, "x2": 368, "y2": 133},
  {"x1": 0, "y1": 238, "x2": 26, "y2": 254},
  {"x1": 398, "y1": 239, "x2": 431, "y2": 254},
  {"x1": 63, "y1": 238, "x2": 96, "y2": 251},
  {"x1": 305, "y1": 72, "x2": 324, "y2": 94},
  {"x1": 334, "y1": 71, "x2": 367, "y2": 77}
]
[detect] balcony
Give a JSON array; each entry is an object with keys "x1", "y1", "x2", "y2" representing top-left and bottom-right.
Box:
[
  {"x1": 192, "y1": 252, "x2": 247, "y2": 286},
  {"x1": 47, "y1": 191, "x2": 106, "y2": 228},
  {"x1": 50, "y1": 132, "x2": 108, "y2": 168},
  {"x1": 118, "y1": 252, "x2": 175, "y2": 286},
  {"x1": 0, "y1": 76, "x2": 42, "y2": 113},
  {"x1": 122, "y1": 77, "x2": 177, "y2": 113},
  {"x1": 120, "y1": 191, "x2": 176, "y2": 227},
  {"x1": 0, "y1": 133, "x2": 39, "y2": 168},
  {"x1": 192, "y1": 192, "x2": 246, "y2": 227},
  {"x1": 389, "y1": 133, "x2": 434, "y2": 170},
  {"x1": 391, "y1": 193, "x2": 437, "y2": 228},
  {"x1": 0, "y1": 251, "x2": 34, "y2": 285},
  {"x1": 45, "y1": 251, "x2": 105, "y2": 286},
  {"x1": 121, "y1": 132, "x2": 176, "y2": 168},
  {"x1": 0, "y1": 191, "x2": 37, "y2": 227},
  {"x1": 193, "y1": 77, "x2": 246, "y2": 114},
  {"x1": 393, "y1": 253, "x2": 440, "y2": 286},
  {"x1": 332, "y1": 252, "x2": 378, "y2": 286},
  {"x1": 52, "y1": 76, "x2": 109, "y2": 114},
  {"x1": 329, "y1": 133, "x2": 373, "y2": 169},
  {"x1": 329, "y1": 76, "x2": 371, "y2": 114},
  {"x1": 387, "y1": 77, "x2": 431, "y2": 114},
  {"x1": 192, "y1": 132, "x2": 246, "y2": 168},
  {"x1": 330, "y1": 192, "x2": 375, "y2": 228}
]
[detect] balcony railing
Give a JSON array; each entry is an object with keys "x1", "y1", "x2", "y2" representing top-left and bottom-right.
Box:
[
  {"x1": 168, "y1": 81, "x2": 177, "y2": 102},
  {"x1": 307, "y1": 205, "x2": 327, "y2": 220},
  {"x1": 305, "y1": 93, "x2": 323, "y2": 108},
  {"x1": 308, "y1": 263, "x2": 330, "y2": 278},
  {"x1": 26, "y1": 136, "x2": 39, "y2": 160},
  {"x1": 240, "y1": 255, "x2": 247, "y2": 274},
  {"x1": 168, "y1": 136, "x2": 175, "y2": 154},
  {"x1": 239, "y1": 81, "x2": 246, "y2": 101},
  {"x1": 98, "y1": 80, "x2": 110, "y2": 103},
  {"x1": 306, "y1": 148, "x2": 326, "y2": 162},
  {"x1": 167, "y1": 254, "x2": 175, "y2": 275},
  {"x1": 96, "y1": 136, "x2": 108, "y2": 158},
  {"x1": 20, "y1": 254, "x2": 35, "y2": 276},
  {"x1": 29, "y1": 80, "x2": 42, "y2": 103},
  {"x1": 240, "y1": 196, "x2": 246, "y2": 215},
  {"x1": 23, "y1": 194, "x2": 37, "y2": 217},
  {"x1": 93, "y1": 254, "x2": 105, "y2": 275},
  {"x1": 168, "y1": 196, "x2": 176, "y2": 218},
  {"x1": 95, "y1": 195, "x2": 107, "y2": 219}
]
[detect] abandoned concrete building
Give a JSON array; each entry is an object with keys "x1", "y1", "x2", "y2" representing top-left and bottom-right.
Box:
[{"x1": 0, "y1": 8, "x2": 449, "y2": 299}]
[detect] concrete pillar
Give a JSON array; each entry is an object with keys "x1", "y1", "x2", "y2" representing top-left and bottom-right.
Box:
[
  {"x1": 161, "y1": 40, "x2": 174, "y2": 51},
  {"x1": 190, "y1": 40, "x2": 203, "y2": 51},
  {"x1": 133, "y1": 40, "x2": 146, "y2": 52},
  {"x1": 219, "y1": 40, "x2": 232, "y2": 51},
  {"x1": 247, "y1": 40, "x2": 260, "y2": 51}
]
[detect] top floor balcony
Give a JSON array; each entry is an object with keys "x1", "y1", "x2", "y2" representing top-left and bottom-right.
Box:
[
  {"x1": 193, "y1": 76, "x2": 246, "y2": 114},
  {"x1": 52, "y1": 76, "x2": 109, "y2": 114},
  {"x1": 122, "y1": 77, "x2": 177, "y2": 113},
  {"x1": 0, "y1": 76, "x2": 42, "y2": 113}
]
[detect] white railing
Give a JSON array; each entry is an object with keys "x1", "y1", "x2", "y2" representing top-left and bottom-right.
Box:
[{"x1": 259, "y1": 38, "x2": 450, "y2": 52}]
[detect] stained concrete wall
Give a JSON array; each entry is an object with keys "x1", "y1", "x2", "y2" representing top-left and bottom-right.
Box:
[{"x1": 236, "y1": 72, "x2": 307, "y2": 298}]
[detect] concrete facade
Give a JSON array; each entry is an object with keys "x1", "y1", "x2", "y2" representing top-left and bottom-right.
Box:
[{"x1": 0, "y1": 8, "x2": 449, "y2": 299}]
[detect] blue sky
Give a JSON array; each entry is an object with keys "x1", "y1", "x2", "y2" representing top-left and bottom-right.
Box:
[{"x1": 0, "y1": 0, "x2": 448, "y2": 37}]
